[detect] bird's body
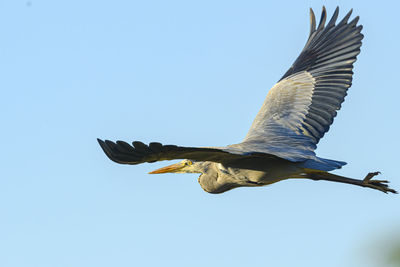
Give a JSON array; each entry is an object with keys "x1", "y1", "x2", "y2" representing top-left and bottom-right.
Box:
[
  {"x1": 163, "y1": 159, "x2": 303, "y2": 194},
  {"x1": 98, "y1": 7, "x2": 397, "y2": 194},
  {"x1": 197, "y1": 161, "x2": 302, "y2": 194}
]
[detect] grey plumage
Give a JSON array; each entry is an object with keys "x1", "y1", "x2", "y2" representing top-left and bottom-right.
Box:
[{"x1": 98, "y1": 7, "x2": 396, "y2": 194}]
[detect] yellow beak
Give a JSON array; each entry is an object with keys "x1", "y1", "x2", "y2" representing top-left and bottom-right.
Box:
[{"x1": 148, "y1": 162, "x2": 185, "y2": 174}]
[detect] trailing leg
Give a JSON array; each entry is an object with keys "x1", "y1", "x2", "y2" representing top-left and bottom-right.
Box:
[{"x1": 299, "y1": 170, "x2": 397, "y2": 194}]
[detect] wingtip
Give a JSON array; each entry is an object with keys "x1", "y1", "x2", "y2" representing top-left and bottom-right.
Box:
[
  {"x1": 309, "y1": 8, "x2": 316, "y2": 36},
  {"x1": 338, "y1": 8, "x2": 353, "y2": 26},
  {"x1": 348, "y1": 8, "x2": 354, "y2": 20},
  {"x1": 97, "y1": 138, "x2": 107, "y2": 148},
  {"x1": 97, "y1": 138, "x2": 116, "y2": 162},
  {"x1": 325, "y1": 6, "x2": 340, "y2": 28},
  {"x1": 316, "y1": 6, "x2": 327, "y2": 31}
]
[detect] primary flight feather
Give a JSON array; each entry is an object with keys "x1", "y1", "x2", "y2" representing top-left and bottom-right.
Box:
[{"x1": 98, "y1": 7, "x2": 396, "y2": 194}]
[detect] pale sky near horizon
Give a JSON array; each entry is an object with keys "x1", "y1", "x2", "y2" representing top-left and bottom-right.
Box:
[{"x1": 1, "y1": 1, "x2": 400, "y2": 267}]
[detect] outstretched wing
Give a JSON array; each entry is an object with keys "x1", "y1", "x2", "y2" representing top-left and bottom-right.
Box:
[
  {"x1": 97, "y1": 139, "x2": 279, "y2": 165},
  {"x1": 230, "y1": 7, "x2": 363, "y2": 162}
]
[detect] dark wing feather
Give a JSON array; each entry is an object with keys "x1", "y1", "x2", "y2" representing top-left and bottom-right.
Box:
[
  {"x1": 295, "y1": 7, "x2": 363, "y2": 143},
  {"x1": 241, "y1": 6, "x2": 363, "y2": 161},
  {"x1": 97, "y1": 139, "x2": 279, "y2": 165}
]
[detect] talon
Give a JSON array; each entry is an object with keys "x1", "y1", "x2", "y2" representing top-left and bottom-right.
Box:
[
  {"x1": 364, "y1": 171, "x2": 381, "y2": 182},
  {"x1": 370, "y1": 180, "x2": 389, "y2": 184},
  {"x1": 360, "y1": 172, "x2": 397, "y2": 193}
]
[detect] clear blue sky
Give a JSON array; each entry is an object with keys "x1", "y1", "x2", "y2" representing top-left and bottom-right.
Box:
[{"x1": 1, "y1": 1, "x2": 399, "y2": 266}]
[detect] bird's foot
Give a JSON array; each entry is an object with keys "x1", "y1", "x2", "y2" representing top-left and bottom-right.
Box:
[{"x1": 362, "y1": 172, "x2": 397, "y2": 194}]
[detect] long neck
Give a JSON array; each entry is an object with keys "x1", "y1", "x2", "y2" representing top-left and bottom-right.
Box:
[
  {"x1": 189, "y1": 161, "x2": 209, "y2": 173},
  {"x1": 196, "y1": 162, "x2": 242, "y2": 194}
]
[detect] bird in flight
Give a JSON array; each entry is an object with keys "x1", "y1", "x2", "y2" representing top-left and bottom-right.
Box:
[{"x1": 98, "y1": 7, "x2": 396, "y2": 194}]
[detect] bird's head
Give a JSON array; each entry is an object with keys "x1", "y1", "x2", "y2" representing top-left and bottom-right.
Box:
[{"x1": 149, "y1": 159, "x2": 202, "y2": 174}]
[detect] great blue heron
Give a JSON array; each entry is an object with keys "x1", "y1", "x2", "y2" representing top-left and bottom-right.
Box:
[{"x1": 98, "y1": 7, "x2": 397, "y2": 194}]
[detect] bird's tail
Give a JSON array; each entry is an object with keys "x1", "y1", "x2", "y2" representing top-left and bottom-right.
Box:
[{"x1": 300, "y1": 157, "x2": 347, "y2": 171}]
